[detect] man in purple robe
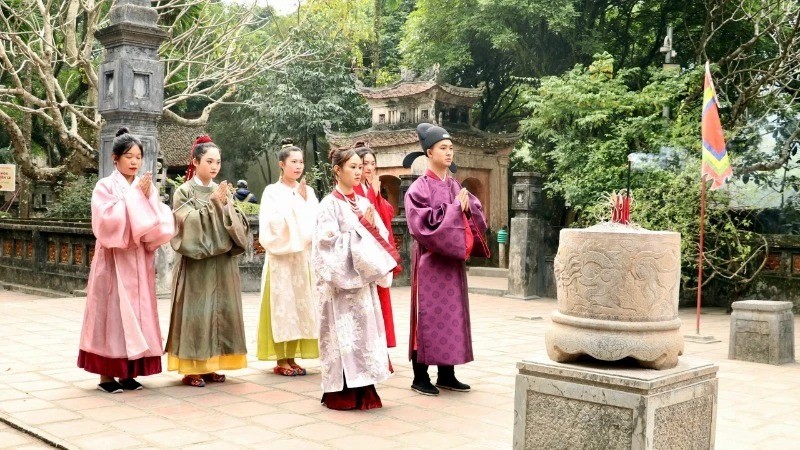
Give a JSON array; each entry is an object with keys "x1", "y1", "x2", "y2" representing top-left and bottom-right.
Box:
[{"x1": 403, "y1": 123, "x2": 490, "y2": 396}]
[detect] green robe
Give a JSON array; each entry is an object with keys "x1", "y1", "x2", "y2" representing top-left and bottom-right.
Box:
[{"x1": 165, "y1": 182, "x2": 250, "y2": 372}]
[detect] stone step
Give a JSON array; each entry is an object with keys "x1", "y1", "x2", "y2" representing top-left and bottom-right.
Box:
[
  {"x1": 468, "y1": 267, "x2": 509, "y2": 278},
  {"x1": 1, "y1": 282, "x2": 74, "y2": 299},
  {"x1": 468, "y1": 286, "x2": 508, "y2": 297},
  {"x1": 467, "y1": 273, "x2": 509, "y2": 297}
]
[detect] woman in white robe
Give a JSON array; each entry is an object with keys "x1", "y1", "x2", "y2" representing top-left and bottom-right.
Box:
[
  {"x1": 256, "y1": 139, "x2": 319, "y2": 376},
  {"x1": 311, "y1": 146, "x2": 400, "y2": 410}
]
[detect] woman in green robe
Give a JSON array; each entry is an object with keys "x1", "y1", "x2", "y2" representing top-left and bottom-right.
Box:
[{"x1": 165, "y1": 136, "x2": 250, "y2": 387}]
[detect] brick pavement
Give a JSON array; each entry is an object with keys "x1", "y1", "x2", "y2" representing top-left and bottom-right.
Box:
[{"x1": 0, "y1": 283, "x2": 799, "y2": 449}]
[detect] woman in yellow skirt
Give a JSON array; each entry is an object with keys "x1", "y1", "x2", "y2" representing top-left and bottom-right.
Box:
[
  {"x1": 256, "y1": 139, "x2": 319, "y2": 376},
  {"x1": 165, "y1": 136, "x2": 250, "y2": 387}
]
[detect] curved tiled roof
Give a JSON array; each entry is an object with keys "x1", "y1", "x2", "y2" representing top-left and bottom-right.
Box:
[
  {"x1": 327, "y1": 127, "x2": 519, "y2": 151},
  {"x1": 357, "y1": 82, "x2": 483, "y2": 100},
  {"x1": 157, "y1": 120, "x2": 207, "y2": 168},
  {"x1": 438, "y1": 83, "x2": 485, "y2": 98},
  {"x1": 328, "y1": 129, "x2": 419, "y2": 148}
]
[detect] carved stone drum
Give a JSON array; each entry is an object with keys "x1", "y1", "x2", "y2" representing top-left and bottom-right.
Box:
[{"x1": 546, "y1": 225, "x2": 685, "y2": 369}]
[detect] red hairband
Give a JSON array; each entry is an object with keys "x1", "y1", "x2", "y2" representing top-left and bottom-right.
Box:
[{"x1": 185, "y1": 135, "x2": 213, "y2": 181}]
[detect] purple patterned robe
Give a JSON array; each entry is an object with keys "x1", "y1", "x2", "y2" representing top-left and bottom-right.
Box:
[{"x1": 405, "y1": 170, "x2": 489, "y2": 366}]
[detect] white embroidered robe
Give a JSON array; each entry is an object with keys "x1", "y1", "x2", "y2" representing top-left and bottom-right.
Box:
[{"x1": 311, "y1": 193, "x2": 396, "y2": 393}]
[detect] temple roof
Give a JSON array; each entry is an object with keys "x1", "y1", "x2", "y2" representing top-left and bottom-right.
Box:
[
  {"x1": 357, "y1": 81, "x2": 484, "y2": 100},
  {"x1": 326, "y1": 127, "x2": 519, "y2": 152},
  {"x1": 157, "y1": 120, "x2": 206, "y2": 168}
]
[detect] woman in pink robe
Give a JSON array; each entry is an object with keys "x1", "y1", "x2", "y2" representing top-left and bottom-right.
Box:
[{"x1": 78, "y1": 127, "x2": 175, "y2": 394}]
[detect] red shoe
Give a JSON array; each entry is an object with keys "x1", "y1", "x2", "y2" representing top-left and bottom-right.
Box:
[
  {"x1": 273, "y1": 366, "x2": 297, "y2": 376},
  {"x1": 181, "y1": 375, "x2": 205, "y2": 387}
]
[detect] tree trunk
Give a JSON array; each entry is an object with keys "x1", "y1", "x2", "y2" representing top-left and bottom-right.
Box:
[
  {"x1": 19, "y1": 68, "x2": 33, "y2": 218},
  {"x1": 373, "y1": 0, "x2": 382, "y2": 72},
  {"x1": 311, "y1": 133, "x2": 322, "y2": 192},
  {"x1": 312, "y1": 133, "x2": 319, "y2": 164},
  {"x1": 256, "y1": 147, "x2": 272, "y2": 185}
]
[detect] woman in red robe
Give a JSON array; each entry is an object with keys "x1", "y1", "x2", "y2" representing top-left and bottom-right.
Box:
[{"x1": 353, "y1": 143, "x2": 401, "y2": 348}]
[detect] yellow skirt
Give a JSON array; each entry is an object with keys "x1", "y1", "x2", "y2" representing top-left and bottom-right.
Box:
[
  {"x1": 256, "y1": 267, "x2": 319, "y2": 361},
  {"x1": 167, "y1": 354, "x2": 247, "y2": 375}
]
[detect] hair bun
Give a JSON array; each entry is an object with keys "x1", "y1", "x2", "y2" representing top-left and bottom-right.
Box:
[
  {"x1": 193, "y1": 135, "x2": 213, "y2": 146},
  {"x1": 328, "y1": 147, "x2": 338, "y2": 162},
  {"x1": 353, "y1": 141, "x2": 367, "y2": 149},
  {"x1": 116, "y1": 127, "x2": 130, "y2": 137},
  {"x1": 281, "y1": 138, "x2": 294, "y2": 146}
]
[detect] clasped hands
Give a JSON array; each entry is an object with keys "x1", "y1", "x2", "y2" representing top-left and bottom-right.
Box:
[
  {"x1": 213, "y1": 181, "x2": 232, "y2": 205},
  {"x1": 456, "y1": 188, "x2": 469, "y2": 212},
  {"x1": 138, "y1": 172, "x2": 153, "y2": 198}
]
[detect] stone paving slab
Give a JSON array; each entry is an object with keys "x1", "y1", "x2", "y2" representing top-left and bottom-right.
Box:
[
  {"x1": 1, "y1": 283, "x2": 800, "y2": 449},
  {"x1": 0, "y1": 421, "x2": 52, "y2": 449}
]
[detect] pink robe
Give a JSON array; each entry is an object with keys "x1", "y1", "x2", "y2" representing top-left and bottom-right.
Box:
[{"x1": 78, "y1": 170, "x2": 175, "y2": 378}]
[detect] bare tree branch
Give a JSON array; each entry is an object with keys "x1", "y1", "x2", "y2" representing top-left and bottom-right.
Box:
[
  {"x1": 739, "y1": 126, "x2": 800, "y2": 174},
  {"x1": 0, "y1": 0, "x2": 303, "y2": 181}
]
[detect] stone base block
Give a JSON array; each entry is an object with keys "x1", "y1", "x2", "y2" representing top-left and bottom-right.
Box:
[
  {"x1": 729, "y1": 300, "x2": 795, "y2": 365},
  {"x1": 514, "y1": 353, "x2": 718, "y2": 450},
  {"x1": 546, "y1": 312, "x2": 684, "y2": 370}
]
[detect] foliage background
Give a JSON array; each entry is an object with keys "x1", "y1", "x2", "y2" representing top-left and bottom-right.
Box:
[{"x1": 3, "y1": 0, "x2": 798, "y2": 305}]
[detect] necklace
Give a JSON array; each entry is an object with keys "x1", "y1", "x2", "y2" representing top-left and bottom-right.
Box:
[{"x1": 336, "y1": 187, "x2": 360, "y2": 214}]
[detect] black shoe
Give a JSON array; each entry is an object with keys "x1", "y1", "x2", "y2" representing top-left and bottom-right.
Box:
[
  {"x1": 97, "y1": 381, "x2": 124, "y2": 394},
  {"x1": 436, "y1": 378, "x2": 471, "y2": 392},
  {"x1": 118, "y1": 378, "x2": 143, "y2": 391},
  {"x1": 411, "y1": 381, "x2": 440, "y2": 396}
]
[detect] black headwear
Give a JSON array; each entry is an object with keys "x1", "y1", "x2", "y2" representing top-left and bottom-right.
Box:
[{"x1": 402, "y1": 123, "x2": 458, "y2": 173}]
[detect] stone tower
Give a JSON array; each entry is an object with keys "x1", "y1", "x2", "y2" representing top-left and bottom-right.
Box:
[{"x1": 95, "y1": 0, "x2": 168, "y2": 177}]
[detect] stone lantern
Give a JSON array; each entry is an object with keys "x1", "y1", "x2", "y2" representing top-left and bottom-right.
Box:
[
  {"x1": 95, "y1": 0, "x2": 168, "y2": 178},
  {"x1": 506, "y1": 172, "x2": 546, "y2": 299}
]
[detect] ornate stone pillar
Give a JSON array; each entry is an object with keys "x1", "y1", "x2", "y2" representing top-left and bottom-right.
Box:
[
  {"x1": 96, "y1": 1, "x2": 172, "y2": 295},
  {"x1": 506, "y1": 172, "x2": 546, "y2": 299},
  {"x1": 498, "y1": 158, "x2": 510, "y2": 228},
  {"x1": 95, "y1": 0, "x2": 168, "y2": 177}
]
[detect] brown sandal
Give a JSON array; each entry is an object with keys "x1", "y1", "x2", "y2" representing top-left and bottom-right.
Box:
[
  {"x1": 201, "y1": 373, "x2": 226, "y2": 383},
  {"x1": 273, "y1": 366, "x2": 297, "y2": 376},
  {"x1": 181, "y1": 375, "x2": 205, "y2": 387}
]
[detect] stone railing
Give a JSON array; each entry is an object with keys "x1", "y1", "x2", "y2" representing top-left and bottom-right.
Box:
[
  {"x1": 0, "y1": 216, "x2": 266, "y2": 296},
  {"x1": 0, "y1": 218, "x2": 95, "y2": 294}
]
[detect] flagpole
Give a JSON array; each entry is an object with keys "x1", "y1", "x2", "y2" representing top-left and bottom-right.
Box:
[{"x1": 696, "y1": 177, "x2": 707, "y2": 335}]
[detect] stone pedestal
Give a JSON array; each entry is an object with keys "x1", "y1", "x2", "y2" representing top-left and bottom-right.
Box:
[
  {"x1": 729, "y1": 300, "x2": 795, "y2": 365},
  {"x1": 514, "y1": 353, "x2": 718, "y2": 450},
  {"x1": 507, "y1": 172, "x2": 547, "y2": 299}
]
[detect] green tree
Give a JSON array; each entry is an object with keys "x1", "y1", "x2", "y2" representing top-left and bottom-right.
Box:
[
  {"x1": 520, "y1": 53, "x2": 767, "y2": 300},
  {"x1": 45, "y1": 174, "x2": 98, "y2": 219},
  {"x1": 400, "y1": 0, "x2": 576, "y2": 130},
  {"x1": 400, "y1": 0, "x2": 799, "y2": 142},
  {"x1": 208, "y1": 22, "x2": 371, "y2": 192}
]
